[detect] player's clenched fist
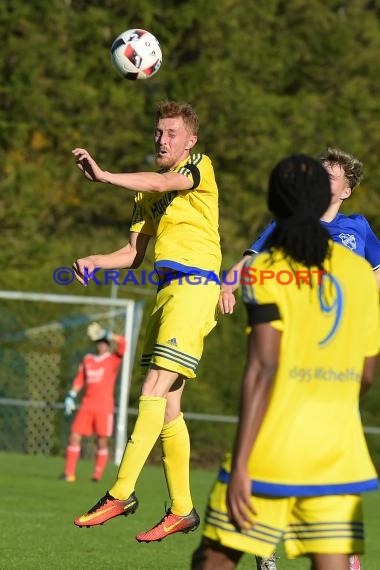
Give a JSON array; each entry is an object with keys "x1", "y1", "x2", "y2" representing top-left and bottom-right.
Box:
[{"x1": 73, "y1": 258, "x2": 96, "y2": 286}]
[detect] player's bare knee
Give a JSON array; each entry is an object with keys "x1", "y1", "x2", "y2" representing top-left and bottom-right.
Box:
[
  {"x1": 142, "y1": 367, "x2": 179, "y2": 397},
  {"x1": 69, "y1": 433, "x2": 82, "y2": 446},
  {"x1": 164, "y1": 407, "x2": 181, "y2": 424},
  {"x1": 97, "y1": 436, "x2": 108, "y2": 449}
]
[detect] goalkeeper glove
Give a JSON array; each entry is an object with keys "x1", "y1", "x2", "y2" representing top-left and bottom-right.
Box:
[
  {"x1": 64, "y1": 390, "x2": 77, "y2": 417},
  {"x1": 87, "y1": 322, "x2": 112, "y2": 342}
]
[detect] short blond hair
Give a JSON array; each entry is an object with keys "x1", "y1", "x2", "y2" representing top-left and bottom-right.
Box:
[
  {"x1": 155, "y1": 100, "x2": 199, "y2": 135},
  {"x1": 318, "y1": 147, "x2": 363, "y2": 191}
]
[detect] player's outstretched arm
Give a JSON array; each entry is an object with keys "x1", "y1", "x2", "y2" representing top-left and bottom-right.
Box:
[
  {"x1": 72, "y1": 148, "x2": 194, "y2": 193},
  {"x1": 73, "y1": 232, "x2": 150, "y2": 286},
  {"x1": 219, "y1": 255, "x2": 252, "y2": 315}
]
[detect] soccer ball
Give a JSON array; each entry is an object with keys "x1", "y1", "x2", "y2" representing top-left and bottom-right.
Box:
[{"x1": 110, "y1": 28, "x2": 162, "y2": 80}]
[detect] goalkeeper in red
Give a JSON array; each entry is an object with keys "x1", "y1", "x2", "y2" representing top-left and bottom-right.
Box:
[{"x1": 62, "y1": 322, "x2": 126, "y2": 483}]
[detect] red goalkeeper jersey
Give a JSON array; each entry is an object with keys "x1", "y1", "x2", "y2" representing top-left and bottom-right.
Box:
[{"x1": 72, "y1": 337, "x2": 126, "y2": 412}]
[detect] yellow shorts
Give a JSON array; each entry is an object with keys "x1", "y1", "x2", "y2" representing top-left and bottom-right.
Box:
[
  {"x1": 203, "y1": 477, "x2": 364, "y2": 559},
  {"x1": 141, "y1": 276, "x2": 219, "y2": 378}
]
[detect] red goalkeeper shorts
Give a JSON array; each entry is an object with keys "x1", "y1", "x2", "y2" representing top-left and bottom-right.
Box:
[{"x1": 71, "y1": 407, "x2": 114, "y2": 437}]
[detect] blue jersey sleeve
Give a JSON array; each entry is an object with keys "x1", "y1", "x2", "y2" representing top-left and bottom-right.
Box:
[
  {"x1": 363, "y1": 218, "x2": 380, "y2": 270},
  {"x1": 244, "y1": 221, "x2": 276, "y2": 255}
]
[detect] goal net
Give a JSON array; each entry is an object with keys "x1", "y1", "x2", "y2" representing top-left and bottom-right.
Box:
[{"x1": 0, "y1": 291, "x2": 144, "y2": 464}]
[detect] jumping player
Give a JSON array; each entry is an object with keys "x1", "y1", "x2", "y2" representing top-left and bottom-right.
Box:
[{"x1": 70, "y1": 101, "x2": 221, "y2": 542}]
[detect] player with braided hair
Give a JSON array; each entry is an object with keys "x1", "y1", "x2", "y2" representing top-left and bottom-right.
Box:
[
  {"x1": 219, "y1": 148, "x2": 379, "y2": 570},
  {"x1": 192, "y1": 155, "x2": 379, "y2": 570}
]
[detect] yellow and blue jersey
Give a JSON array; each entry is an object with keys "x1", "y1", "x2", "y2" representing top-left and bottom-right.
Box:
[
  {"x1": 130, "y1": 153, "x2": 221, "y2": 276},
  {"x1": 223, "y1": 243, "x2": 379, "y2": 497},
  {"x1": 247, "y1": 214, "x2": 380, "y2": 269}
]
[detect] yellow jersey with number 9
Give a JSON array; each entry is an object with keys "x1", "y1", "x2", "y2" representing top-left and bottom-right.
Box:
[{"x1": 239, "y1": 242, "x2": 379, "y2": 496}]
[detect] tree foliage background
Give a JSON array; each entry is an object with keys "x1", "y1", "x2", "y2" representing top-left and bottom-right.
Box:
[{"x1": 1, "y1": 0, "x2": 380, "y2": 464}]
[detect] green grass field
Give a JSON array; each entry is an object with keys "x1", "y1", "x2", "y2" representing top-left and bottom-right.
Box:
[{"x1": 2, "y1": 452, "x2": 380, "y2": 570}]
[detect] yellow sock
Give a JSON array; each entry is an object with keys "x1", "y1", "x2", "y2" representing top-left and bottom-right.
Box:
[
  {"x1": 110, "y1": 396, "x2": 166, "y2": 499},
  {"x1": 161, "y1": 412, "x2": 193, "y2": 515}
]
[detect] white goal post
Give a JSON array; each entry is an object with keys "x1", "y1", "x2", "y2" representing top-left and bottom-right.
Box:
[{"x1": 0, "y1": 290, "x2": 143, "y2": 464}]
